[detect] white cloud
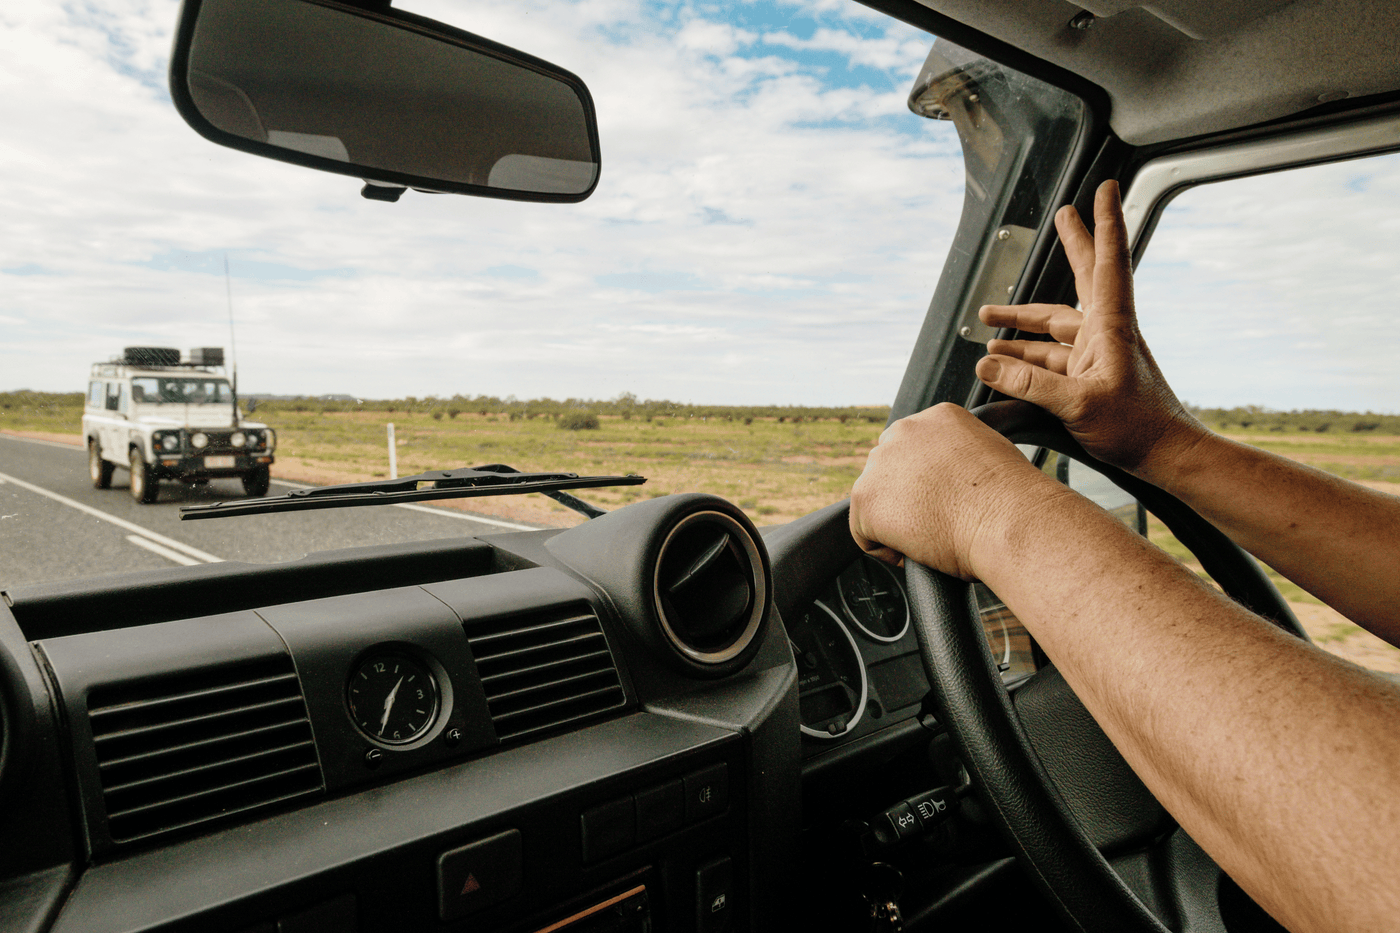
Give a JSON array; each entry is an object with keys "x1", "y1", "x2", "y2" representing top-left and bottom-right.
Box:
[
  {"x1": 1134, "y1": 154, "x2": 1400, "y2": 412},
  {"x1": 1, "y1": 0, "x2": 959, "y2": 405}
]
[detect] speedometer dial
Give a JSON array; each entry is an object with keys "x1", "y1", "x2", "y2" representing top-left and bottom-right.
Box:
[
  {"x1": 837, "y1": 555, "x2": 909, "y2": 642},
  {"x1": 790, "y1": 601, "x2": 868, "y2": 740}
]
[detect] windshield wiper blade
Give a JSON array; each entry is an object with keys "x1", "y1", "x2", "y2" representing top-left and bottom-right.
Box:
[{"x1": 179, "y1": 463, "x2": 644, "y2": 520}]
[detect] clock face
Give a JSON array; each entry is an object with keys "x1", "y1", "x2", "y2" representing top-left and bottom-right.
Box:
[{"x1": 347, "y1": 653, "x2": 440, "y2": 745}]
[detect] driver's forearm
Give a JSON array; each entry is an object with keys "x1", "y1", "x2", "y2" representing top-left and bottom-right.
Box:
[
  {"x1": 969, "y1": 491, "x2": 1400, "y2": 933},
  {"x1": 1133, "y1": 430, "x2": 1400, "y2": 645}
]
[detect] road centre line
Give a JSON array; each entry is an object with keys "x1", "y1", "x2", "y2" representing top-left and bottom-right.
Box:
[
  {"x1": 125, "y1": 535, "x2": 201, "y2": 566},
  {"x1": 0, "y1": 471, "x2": 223, "y2": 564},
  {"x1": 269, "y1": 479, "x2": 538, "y2": 531}
]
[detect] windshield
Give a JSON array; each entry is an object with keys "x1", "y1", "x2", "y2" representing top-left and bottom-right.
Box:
[
  {"x1": 0, "y1": 2, "x2": 1073, "y2": 592},
  {"x1": 132, "y1": 378, "x2": 233, "y2": 405}
]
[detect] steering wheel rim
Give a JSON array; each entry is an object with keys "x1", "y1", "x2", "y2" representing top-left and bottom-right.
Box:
[{"x1": 905, "y1": 400, "x2": 1303, "y2": 933}]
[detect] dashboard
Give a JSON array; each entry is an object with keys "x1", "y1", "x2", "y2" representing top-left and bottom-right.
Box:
[
  {"x1": 0, "y1": 492, "x2": 1040, "y2": 933},
  {"x1": 790, "y1": 557, "x2": 1035, "y2": 749}
]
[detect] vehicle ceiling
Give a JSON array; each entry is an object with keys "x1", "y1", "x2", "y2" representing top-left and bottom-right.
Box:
[{"x1": 915, "y1": 0, "x2": 1400, "y2": 144}]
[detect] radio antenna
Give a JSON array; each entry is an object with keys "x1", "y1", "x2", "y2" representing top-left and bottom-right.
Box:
[{"x1": 225, "y1": 254, "x2": 240, "y2": 426}]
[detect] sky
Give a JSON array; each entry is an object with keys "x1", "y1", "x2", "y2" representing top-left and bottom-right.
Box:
[{"x1": 1, "y1": 0, "x2": 1397, "y2": 411}]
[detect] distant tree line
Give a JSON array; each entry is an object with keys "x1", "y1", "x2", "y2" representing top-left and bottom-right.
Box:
[
  {"x1": 1188, "y1": 405, "x2": 1400, "y2": 434},
  {"x1": 245, "y1": 391, "x2": 893, "y2": 425}
]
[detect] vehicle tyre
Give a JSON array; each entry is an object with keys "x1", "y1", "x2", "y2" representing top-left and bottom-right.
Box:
[
  {"x1": 129, "y1": 447, "x2": 158, "y2": 503},
  {"x1": 905, "y1": 400, "x2": 1304, "y2": 933},
  {"x1": 89, "y1": 440, "x2": 114, "y2": 489},
  {"x1": 242, "y1": 466, "x2": 271, "y2": 498}
]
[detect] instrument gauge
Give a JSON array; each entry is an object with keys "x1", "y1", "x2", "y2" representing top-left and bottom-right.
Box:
[
  {"x1": 837, "y1": 555, "x2": 910, "y2": 643},
  {"x1": 791, "y1": 601, "x2": 868, "y2": 741},
  {"x1": 347, "y1": 652, "x2": 440, "y2": 745}
]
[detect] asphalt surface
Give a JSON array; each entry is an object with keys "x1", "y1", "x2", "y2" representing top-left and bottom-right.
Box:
[{"x1": 0, "y1": 434, "x2": 540, "y2": 593}]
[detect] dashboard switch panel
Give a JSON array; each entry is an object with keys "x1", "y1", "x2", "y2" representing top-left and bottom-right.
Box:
[
  {"x1": 581, "y1": 797, "x2": 637, "y2": 864},
  {"x1": 438, "y1": 829, "x2": 523, "y2": 921},
  {"x1": 684, "y1": 764, "x2": 729, "y2": 823},
  {"x1": 695, "y1": 855, "x2": 735, "y2": 933}
]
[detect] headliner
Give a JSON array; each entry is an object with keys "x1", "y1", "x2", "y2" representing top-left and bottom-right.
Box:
[{"x1": 917, "y1": 0, "x2": 1400, "y2": 144}]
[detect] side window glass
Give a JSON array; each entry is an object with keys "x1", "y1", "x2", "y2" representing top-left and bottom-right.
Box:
[
  {"x1": 1134, "y1": 152, "x2": 1400, "y2": 675},
  {"x1": 104, "y1": 382, "x2": 120, "y2": 411},
  {"x1": 88, "y1": 381, "x2": 104, "y2": 407}
]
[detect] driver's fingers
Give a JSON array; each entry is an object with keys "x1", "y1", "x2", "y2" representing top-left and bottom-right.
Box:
[
  {"x1": 976, "y1": 353, "x2": 1075, "y2": 417},
  {"x1": 1055, "y1": 203, "x2": 1097, "y2": 307},
  {"x1": 986, "y1": 338, "x2": 1072, "y2": 375},
  {"x1": 979, "y1": 303, "x2": 1083, "y2": 345},
  {"x1": 1090, "y1": 180, "x2": 1135, "y2": 322},
  {"x1": 855, "y1": 541, "x2": 904, "y2": 567}
]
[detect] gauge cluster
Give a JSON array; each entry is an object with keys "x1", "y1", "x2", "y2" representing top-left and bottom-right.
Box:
[{"x1": 791, "y1": 556, "x2": 1038, "y2": 752}]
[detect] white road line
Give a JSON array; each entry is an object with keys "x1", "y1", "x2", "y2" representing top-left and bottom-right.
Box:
[
  {"x1": 0, "y1": 437, "x2": 539, "y2": 533},
  {"x1": 125, "y1": 534, "x2": 202, "y2": 566},
  {"x1": 269, "y1": 479, "x2": 538, "y2": 531},
  {"x1": 0, "y1": 471, "x2": 223, "y2": 563}
]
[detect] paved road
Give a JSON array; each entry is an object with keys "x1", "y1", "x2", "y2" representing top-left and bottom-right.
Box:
[{"x1": 0, "y1": 434, "x2": 540, "y2": 592}]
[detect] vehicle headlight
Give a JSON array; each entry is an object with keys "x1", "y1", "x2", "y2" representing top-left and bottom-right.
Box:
[
  {"x1": 231, "y1": 431, "x2": 247, "y2": 448},
  {"x1": 159, "y1": 434, "x2": 179, "y2": 451},
  {"x1": 245, "y1": 430, "x2": 263, "y2": 448},
  {"x1": 191, "y1": 432, "x2": 209, "y2": 449}
]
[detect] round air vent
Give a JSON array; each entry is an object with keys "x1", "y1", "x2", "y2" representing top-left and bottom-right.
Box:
[{"x1": 652, "y1": 510, "x2": 767, "y2": 667}]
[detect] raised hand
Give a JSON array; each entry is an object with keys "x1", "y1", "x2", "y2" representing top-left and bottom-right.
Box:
[{"x1": 974, "y1": 180, "x2": 1205, "y2": 481}]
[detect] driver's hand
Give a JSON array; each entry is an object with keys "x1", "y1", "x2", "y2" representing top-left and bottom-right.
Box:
[
  {"x1": 974, "y1": 180, "x2": 1206, "y2": 480},
  {"x1": 849, "y1": 403, "x2": 1055, "y2": 579}
]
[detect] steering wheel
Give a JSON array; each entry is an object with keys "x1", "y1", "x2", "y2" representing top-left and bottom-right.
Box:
[{"x1": 904, "y1": 400, "x2": 1304, "y2": 933}]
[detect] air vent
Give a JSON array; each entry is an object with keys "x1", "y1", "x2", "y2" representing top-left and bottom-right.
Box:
[
  {"x1": 87, "y1": 657, "x2": 323, "y2": 845},
  {"x1": 467, "y1": 608, "x2": 626, "y2": 741},
  {"x1": 653, "y1": 510, "x2": 766, "y2": 666}
]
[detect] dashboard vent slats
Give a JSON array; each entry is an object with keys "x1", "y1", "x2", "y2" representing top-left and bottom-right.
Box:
[
  {"x1": 467, "y1": 609, "x2": 626, "y2": 741},
  {"x1": 87, "y1": 658, "x2": 323, "y2": 845}
]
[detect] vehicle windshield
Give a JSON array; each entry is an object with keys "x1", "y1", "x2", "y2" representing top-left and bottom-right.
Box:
[
  {"x1": 132, "y1": 378, "x2": 233, "y2": 405},
  {"x1": 0, "y1": 2, "x2": 1075, "y2": 592}
]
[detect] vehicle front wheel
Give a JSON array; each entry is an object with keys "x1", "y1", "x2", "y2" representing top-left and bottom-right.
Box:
[
  {"x1": 129, "y1": 448, "x2": 158, "y2": 503},
  {"x1": 242, "y1": 465, "x2": 271, "y2": 498},
  {"x1": 89, "y1": 440, "x2": 114, "y2": 489}
]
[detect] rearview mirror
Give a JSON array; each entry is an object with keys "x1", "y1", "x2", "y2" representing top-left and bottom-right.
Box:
[{"x1": 170, "y1": 0, "x2": 600, "y2": 202}]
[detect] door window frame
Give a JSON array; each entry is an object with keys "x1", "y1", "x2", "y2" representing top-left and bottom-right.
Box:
[{"x1": 1124, "y1": 111, "x2": 1400, "y2": 259}]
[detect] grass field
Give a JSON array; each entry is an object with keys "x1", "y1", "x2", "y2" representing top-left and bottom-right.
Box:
[{"x1": 263, "y1": 406, "x2": 880, "y2": 525}]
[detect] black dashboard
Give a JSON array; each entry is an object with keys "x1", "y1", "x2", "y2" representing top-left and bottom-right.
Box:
[{"x1": 0, "y1": 492, "x2": 1035, "y2": 933}]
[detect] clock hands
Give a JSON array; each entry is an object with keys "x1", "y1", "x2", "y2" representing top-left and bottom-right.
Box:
[{"x1": 379, "y1": 675, "x2": 405, "y2": 735}]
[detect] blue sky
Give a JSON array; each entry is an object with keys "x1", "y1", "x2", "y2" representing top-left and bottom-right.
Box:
[{"x1": 2, "y1": 1, "x2": 1397, "y2": 412}]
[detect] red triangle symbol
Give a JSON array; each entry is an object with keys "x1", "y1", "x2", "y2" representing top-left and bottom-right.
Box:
[{"x1": 461, "y1": 873, "x2": 481, "y2": 895}]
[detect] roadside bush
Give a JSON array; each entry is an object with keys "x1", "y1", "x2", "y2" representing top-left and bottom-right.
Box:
[{"x1": 558, "y1": 411, "x2": 600, "y2": 431}]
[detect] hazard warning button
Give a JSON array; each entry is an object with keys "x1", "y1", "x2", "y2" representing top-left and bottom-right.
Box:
[{"x1": 437, "y1": 828, "x2": 522, "y2": 921}]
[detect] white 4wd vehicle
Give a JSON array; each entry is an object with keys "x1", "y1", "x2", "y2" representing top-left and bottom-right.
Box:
[{"x1": 82, "y1": 346, "x2": 275, "y2": 503}]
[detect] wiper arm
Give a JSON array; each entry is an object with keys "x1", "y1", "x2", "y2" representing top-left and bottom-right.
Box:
[{"x1": 180, "y1": 463, "x2": 644, "y2": 521}]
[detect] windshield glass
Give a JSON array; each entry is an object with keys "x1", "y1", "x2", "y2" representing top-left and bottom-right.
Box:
[
  {"x1": 0, "y1": 2, "x2": 1073, "y2": 591},
  {"x1": 132, "y1": 378, "x2": 233, "y2": 405}
]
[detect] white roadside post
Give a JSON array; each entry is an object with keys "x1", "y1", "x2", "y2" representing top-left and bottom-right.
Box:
[{"x1": 387, "y1": 422, "x2": 398, "y2": 479}]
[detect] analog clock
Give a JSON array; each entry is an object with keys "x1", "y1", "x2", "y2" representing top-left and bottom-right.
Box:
[{"x1": 347, "y1": 653, "x2": 440, "y2": 745}]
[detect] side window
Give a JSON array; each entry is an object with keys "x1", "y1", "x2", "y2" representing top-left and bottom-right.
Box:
[
  {"x1": 104, "y1": 382, "x2": 121, "y2": 411},
  {"x1": 88, "y1": 381, "x2": 104, "y2": 408},
  {"x1": 1133, "y1": 152, "x2": 1400, "y2": 675}
]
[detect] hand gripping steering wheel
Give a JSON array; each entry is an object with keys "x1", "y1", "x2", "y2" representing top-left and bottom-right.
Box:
[{"x1": 904, "y1": 400, "x2": 1304, "y2": 933}]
